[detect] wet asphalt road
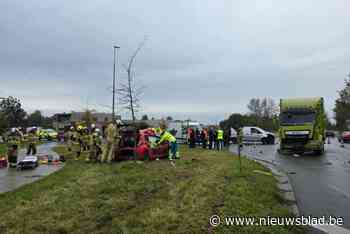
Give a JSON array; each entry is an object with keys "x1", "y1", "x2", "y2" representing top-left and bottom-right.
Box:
[
  {"x1": 230, "y1": 138, "x2": 350, "y2": 230},
  {"x1": 0, "y1": 142, "x2": 64, "y2": 193}
]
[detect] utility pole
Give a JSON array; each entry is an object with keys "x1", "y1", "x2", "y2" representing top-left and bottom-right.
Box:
[{"x1": 112, "y1": 45, "x2": 120, "y2": 121}]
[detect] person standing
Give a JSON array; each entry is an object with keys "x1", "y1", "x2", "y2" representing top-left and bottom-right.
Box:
[
  {"x1": 72, "y1": 126, "x2": 83, "y2": 160},
  {"x1": 26, "y1": 127, "x2": 38, "y2": 155},
  {"x1": 66, "y1": 126, "x2": 74, "y2": 152},
  {"x1": 195, "y1": 128, "x2": 200, "y2": 145},
  {"x1": 201, "y1": 129, "x2": 207, "y2": 149},
  {"x1": 158, "y1": 126, "x2": 179, "y2": 160},
  {"x1": 7, "y1": 128, "x2": 22, "y2": 168},
  {"x1": 216, "y1": 127, "x2": 224, "y2": 150},
  {"x1": 101, "y1": 122, "x2": 117, "y2": 163},
  {"x1": 189, "y1": 128, "x2": 196, "y2": 148},
  {"x1": 208, "y1": 127, "x2": 215, "y2": 150},
  {"x1": 87, "y1": 128, "x2": 102, "y2": 162}
]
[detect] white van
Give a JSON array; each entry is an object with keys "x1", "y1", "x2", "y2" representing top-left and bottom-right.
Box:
[{"x1": 242, "y1": 126, "x2": 275, "y2": 145}]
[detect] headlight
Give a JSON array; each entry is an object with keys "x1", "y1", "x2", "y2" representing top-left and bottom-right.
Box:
[{"x1": 285, "y1": 131, "x2": 310, "y2": 135}]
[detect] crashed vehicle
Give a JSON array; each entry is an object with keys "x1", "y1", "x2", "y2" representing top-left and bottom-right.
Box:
[{"x1": 116, "y1": 127, "x2": 169, "y2": 161}]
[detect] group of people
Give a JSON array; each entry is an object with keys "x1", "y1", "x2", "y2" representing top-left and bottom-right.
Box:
[
  {"x1": 66, "y1": 121, "x2": 180, "y2": 162},
  {"x1": 187, "y1": 127, "x2": 228, "y2": 150},
  {"x1": 5, "y1": 127, "x2": 40, "y2": 168},
  {"x1": 3, "y1": 120, "x2": 181, "y2": 167},
  {"x1": 66, "y1": 121, "x2": 119, "y2": 164}
]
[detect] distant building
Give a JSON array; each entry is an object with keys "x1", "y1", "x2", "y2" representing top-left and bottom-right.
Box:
[{"x1": 52, "y1": 112, "x2": 120, "y2": 130}]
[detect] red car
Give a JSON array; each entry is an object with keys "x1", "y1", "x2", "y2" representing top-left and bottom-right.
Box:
[
  {"x1": 117, "y1": 127, "x2": 169, "y2": 161},
  {"x1": 341, "y1": 131, "x2": 350, "y2": 143}
]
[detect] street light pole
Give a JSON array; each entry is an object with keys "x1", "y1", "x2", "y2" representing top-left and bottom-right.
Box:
[{"x1": 112, "y1": 45, "x2": 120, "y2": 121}]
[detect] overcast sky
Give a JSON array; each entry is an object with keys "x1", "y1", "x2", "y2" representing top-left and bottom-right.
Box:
[{"x1": 1, "y1": 0, "x2": 349, "y2": 123}]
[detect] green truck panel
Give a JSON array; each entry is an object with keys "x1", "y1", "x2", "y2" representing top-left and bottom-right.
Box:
[{"x1": 279, "y1": 97, "x2": 325, "y2": 154}]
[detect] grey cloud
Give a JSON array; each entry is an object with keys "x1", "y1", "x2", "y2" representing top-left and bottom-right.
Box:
[{"x1": 1, "y1": 0, "x2": 350, "y2": 122}]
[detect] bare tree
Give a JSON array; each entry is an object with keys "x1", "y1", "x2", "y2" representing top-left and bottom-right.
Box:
[
  {"x1": 118, "y1": 38, "x2": 147, "y2": 121},
  {"x1": 248, "y1": 97, "x2": 278, "y2": 118}
]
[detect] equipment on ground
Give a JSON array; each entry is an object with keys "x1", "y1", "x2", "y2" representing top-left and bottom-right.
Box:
[
  {"x1": 279, "y1": 97, "x2": 326, "y2": 155},
  {"x1": 17, "y1": 156, "x2": 39, "y2": 170},
  {"x1": 0, "y1": 156, "x2": 7, "y2": 169}
]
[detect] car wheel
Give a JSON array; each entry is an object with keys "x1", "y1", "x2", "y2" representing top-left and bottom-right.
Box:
[
  {"x1": 261, "y1": 138, "x2": 267, "y2": 145},
  {"x1": 267, "y1": 135, "x2": 275, "y2": 145}
]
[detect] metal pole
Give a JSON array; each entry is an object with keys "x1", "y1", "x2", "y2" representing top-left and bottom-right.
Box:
[
  {"x1": 112, "y1": 47, "x2": 116, "y2": 121},
  {"x1": 112, "y1": 45, "x2": 120, "y2": 122}
]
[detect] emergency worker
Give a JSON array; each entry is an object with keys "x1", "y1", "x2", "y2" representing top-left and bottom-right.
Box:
[
  {"x1": 26, "y1": 127, "x2": 38, "y2": 155},
  {"x1": 157, "y1": 125, "x2": 179, "y2": 160},
  {"x1": 7, "y1": 128, "x2": 22, "y2": 168},
  {"x1": 101, "y1": 122, "x2": 117, "y2": 163}
]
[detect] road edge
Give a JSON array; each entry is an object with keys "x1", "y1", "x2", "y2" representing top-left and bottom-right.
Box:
[{"x1": 248, "y1": 156, "x2": 300, "y2": 216}]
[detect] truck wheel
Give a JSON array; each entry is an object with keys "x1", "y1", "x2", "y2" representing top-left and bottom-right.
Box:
[{"x1": 314, "y1": 147, "x2": 324, "y2": 156}]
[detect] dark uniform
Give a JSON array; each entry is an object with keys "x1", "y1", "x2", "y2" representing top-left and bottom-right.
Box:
[{"x1": 7, "y1": 133, "x2": 21, "y2": 168}]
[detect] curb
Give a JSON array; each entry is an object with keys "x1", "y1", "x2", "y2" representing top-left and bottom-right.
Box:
[{"x1": 248, "y1": 156, "x2": 300, "y2": 216}]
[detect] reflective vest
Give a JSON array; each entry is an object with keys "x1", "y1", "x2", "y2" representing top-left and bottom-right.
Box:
[
  {"x1": 27, "y1": 133, "x2": 38, "y2": 144},
  {"x1": 159, "y1": 131, "x2": 176, "y2": 144},
  {"x1": 217, "y1": 130, "x2": 224, "y2": 140}
]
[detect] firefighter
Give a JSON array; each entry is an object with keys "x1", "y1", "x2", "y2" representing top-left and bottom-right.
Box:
[
  {"x1": 7, "y1": 128, "x2": 22, "y2": 168},
  {"x1": 157, "y1": 125, "x2": 179, "y2": 160},
  {"x1": 66, "y1": 126, "x2": 74, "y2": 151},
  {"x1": 82, "y1": 127, "x2": 90, "y2": 152},
  {"x1": 101, "y1": 122, "x2": 118, "y2": 163},
  {"x1": 86, "y1": 128, "x2": 102, "y2": 162},
  {"x1": 73, "y1": 125, "x2": 83, "y2": 160},
  {"x1": 26, "y1": 127, "x2": 38, "y2": 155}
]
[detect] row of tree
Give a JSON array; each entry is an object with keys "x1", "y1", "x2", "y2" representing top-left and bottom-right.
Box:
[
  {"x1": 0, "y1": 97, "x2": 53, "y2": 133},
  {"x1": 334, "y1": 75, "x2": 350, "y2": 130},
  {"x1": 220, "y1": 97, "x2": 279, "y2": 132}
]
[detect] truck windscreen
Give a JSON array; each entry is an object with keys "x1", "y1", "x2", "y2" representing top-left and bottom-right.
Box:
[{"x1": 280, "y1": 112, "x2": 315, "y2": 125}]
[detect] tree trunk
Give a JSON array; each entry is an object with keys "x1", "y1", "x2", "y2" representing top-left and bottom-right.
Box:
[{"x1": 127, "y1": 69, "x2": 136, "y2": 121}]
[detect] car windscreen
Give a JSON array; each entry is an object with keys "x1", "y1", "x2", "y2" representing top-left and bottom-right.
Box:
[
  {"x1": 148, "y1": 136, "x2": 159, "y2": 144},
  {"x1": 280, "y1": 112, "x2": 315, "y2": 125}
]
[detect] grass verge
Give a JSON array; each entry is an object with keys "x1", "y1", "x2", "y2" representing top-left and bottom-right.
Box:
[{"x1": 0, "y1": 145, "x2": 305, "y2": 234}]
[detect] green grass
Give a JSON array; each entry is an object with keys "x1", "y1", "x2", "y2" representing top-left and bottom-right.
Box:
[{"x1": 0, "y1": 145, "x2": 305, "y2": 234}]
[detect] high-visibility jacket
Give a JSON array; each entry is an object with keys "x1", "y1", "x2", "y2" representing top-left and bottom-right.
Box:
[
  {"x1": 159, "y1": 131, "x2": 176, "y2": 144},
  {"x1": 7, "y1": 135, "x2": 21, "y2": 147},
  {"x1": 27, "y1": 132, "x2": 38, "y2": 144},
  {"x1": 217, "y1": 130, "x2": 224, "y2": 140}
]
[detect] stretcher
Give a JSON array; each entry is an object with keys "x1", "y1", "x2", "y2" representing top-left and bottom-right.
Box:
[{"x1": 17, "y1": 156, "x2": 39, "y2": 170}]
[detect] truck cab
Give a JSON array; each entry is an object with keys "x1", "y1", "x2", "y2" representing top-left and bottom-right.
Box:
[{"x1": 279, "y1": 97, "x2": 325, "y2": 155}]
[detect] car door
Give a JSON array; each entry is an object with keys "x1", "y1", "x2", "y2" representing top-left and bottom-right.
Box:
[
  {"x1": 242, "y1": 128, "x2": 253, "y2": 142},
  {"x1": 251, "y1": 127, "x2": 263, "y2": 142}
]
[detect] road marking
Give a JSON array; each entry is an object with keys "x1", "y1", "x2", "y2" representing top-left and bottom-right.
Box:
[{"x1": 312, "y1": 224, "x2": 350, "y2": 234}]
